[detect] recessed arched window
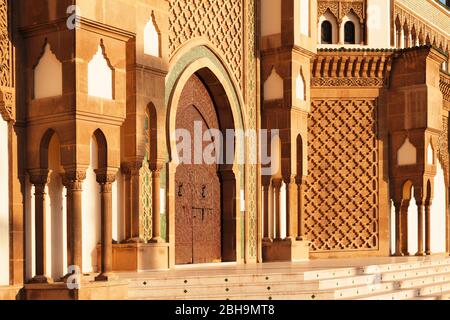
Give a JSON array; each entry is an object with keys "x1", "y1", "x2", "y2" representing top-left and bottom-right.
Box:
[
  {"x1": 321, "y1": 21, "x2": 333, "y2": 44},
  {"x1": 344, "y1": 21, "x2": 356, "y2": 44}
]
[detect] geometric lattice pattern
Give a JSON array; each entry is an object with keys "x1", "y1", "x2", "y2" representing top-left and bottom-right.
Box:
[
  {"x1": 305, "y1": 99, "x2": 379, "y2": 252},
  {"x1": 140, "y1": 114, "x2": 153, "y2": 242},
  {"x1": 140, "y1": 156, "x2": 153, "y2": 243},
  {"x1": 169, "y1": 0, "x2": 243, "y2": 88},
  {"x1": 245, "y1": 0, "x2": 257, "y2": 260}
]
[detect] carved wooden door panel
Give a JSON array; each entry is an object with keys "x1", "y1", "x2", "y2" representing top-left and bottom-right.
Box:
[
  {"x1": 175, "y1": 74, "x2": 222, "y2": 265},
  {"x1": 175, "y1": 167, "x2": 194, "y2": 265},
  {"x1": 192, "y1": 167, "x2": 221, "y2": 264}
]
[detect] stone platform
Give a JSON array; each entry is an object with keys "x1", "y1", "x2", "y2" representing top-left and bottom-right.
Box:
[
  {"x1": 121, "y1": 256, "x2": 450, "y2": 300},
  {"x1": 22, "y1": 278, "x2": 128, "y2": 300}
]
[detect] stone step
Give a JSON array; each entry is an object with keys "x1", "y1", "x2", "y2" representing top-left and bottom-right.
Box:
[
  {"x1": 125, "y1": 257, "x2": 450, "y2": 300},
  {"x1": 129, "y1": 277, "x2": 393, "y2": 300},
  {"x1": 396, "y1": 272, "x2": 450, "y2": 289},
  {"x1": 380, "y1": 265, "x2": 450, "y2": 282},
  {"x1": 128, "y1": 290, "x2": 334, "y2": 301},
  {"x1": 363, "y1": 257, "x2": 450, "y2": 275},
  {"x1": 357, "y1": 289, "x2": 418, "y2": 300},
  {"x1": 417, "y1": 280, "x2": 450, "y2": 297},
  {"x1": 128, "y1": 273, "x2": 377, "y2": 293},
  {"x1": 127, "y1": 273, "x2": 309, "y2": 288},
  {"x1": 128, "y1": 281, "x2": 319, "y2": 299}
]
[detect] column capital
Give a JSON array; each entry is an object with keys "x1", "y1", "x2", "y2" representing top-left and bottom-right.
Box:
[
  {"x1": 282, "y1": 175, "x2": 296, "y2": 185},
  {"x1": 122, "y1": 161, "x2": 143, "y2": 176},
  {"x1": 149, "y1": 161, "x2": 165, "y2": 172},
  {"x1": 64, "y1": 169, "x2": 87, "y2": 182},
  {"x1": 64, "y1": 169, "x2": 87, "y2": 191},
  {"x1": 272, "y1": 178, "x2": 283, "y2": 189},
  {"x1": 95, "y1": 168, "x2": 117, "y2": 185},
  {"x1": 29, "y1": 169, "x2": 50, "y2": 187}
]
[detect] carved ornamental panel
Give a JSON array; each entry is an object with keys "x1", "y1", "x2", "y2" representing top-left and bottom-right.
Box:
[
  {"x1": 305, "y1": 99, "x2": 379, "y2": 252},
  {"x1": 169, "y1": 0, "x2": 244, "y2": 88},
  {"x1": 318, "y1": 0, "x2": 365, "y2": 23},
  {"x1": 0, "y1": 0, "x2": 14, "y2": 122}
]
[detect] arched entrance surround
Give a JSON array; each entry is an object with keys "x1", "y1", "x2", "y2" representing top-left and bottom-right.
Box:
[{"x1": 166, "y1": 45, "x2": 247, "y2": 267}]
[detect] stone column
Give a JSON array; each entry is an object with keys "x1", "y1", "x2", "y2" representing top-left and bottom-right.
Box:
[
  {"x1": 393, "y1": 201, "x2": 403, "y2": 256},
  {"x1": 61, "y1": 175, "x2": 73, "y2": 267},
  {"x1": 272, "y1": 179, "x2": 282, "y2": 240},
  {"x1": 95, "y1": 169, "x2": 116, "y2": 281},
  {"x1": 296, "y1": 177, "x2": 306, "y2": 241},
  {"x1": 65, "y1": 170, "x2": 86, "y2": 274},
  {"x1": 29, "y1": 169, "x2": 51, "y2": 283},
  {"x1": 262, "y1": 177, "x2": 271, "y2": 242},
  {"x1": 425, "y1": 201, "x2": 432, "y2": 255},
  {"x1": 123, "y1": 162, "x2": 142, "y2": 242},
  {"x1": 400, "y1": 200, "x2": 410, "y2": 256},
  {"x1": 150, "y1": 165, "x2": 163, "y2": 243},
  {"x1": 284, "y1": 176, "x2": 296, "y2": 239},
  {"x1": 416, "y1": 201, "x2": 425, "y2": 256}
]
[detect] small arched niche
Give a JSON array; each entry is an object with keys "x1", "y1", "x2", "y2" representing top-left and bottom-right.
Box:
[
  {"x1": 318, "y1": 10, "x2": 338, "y2": 44},
  {"x1": 264, "y1": 67, "x2": 283, "y2": 101},
  {"x1": 144, "y1": 12, "x2": 161, "y2": 57},
  {"x1": 397, "y1": 137, "x2": 417, "y2": 166},
  {"x1": 88, "y1": 44, "x2": 113, "y2": 100},
  {"x1": 295, "y1": 68, "x2": 306, "y2": 101},
  {"x1": 34, "y1": 43, "x2": 63, "y2": 99},
  {"x1": 342, "y1": 11, "x2": 360, "y2": 45}
]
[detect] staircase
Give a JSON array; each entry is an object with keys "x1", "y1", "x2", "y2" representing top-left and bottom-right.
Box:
[{"x1": 124, "y1": 257, "x2": 450, "y2": 300}]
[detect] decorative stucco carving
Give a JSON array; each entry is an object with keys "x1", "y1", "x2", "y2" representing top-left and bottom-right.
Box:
[
  {"x1": 169, "y1": 0, "x2": 244, "y2": 89},
  {"x1": 0, "y1": 0, "x2": 14, "y2": 122},
  {"x1": 305, "y1": 99, "x2": 379, "y2": 252},
  {"x1": 318, "y1": 0, "x2": 365, "y2": 23},
  {"x1": 311, "y1": 50, "x2": 394, "y2": 88}
]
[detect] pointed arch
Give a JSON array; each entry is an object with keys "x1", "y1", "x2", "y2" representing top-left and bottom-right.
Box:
[
  {"x1": 146, "y1": 102, "x2": 158, "y2": 167},
  {"x1": 88, "y1": 41, "x2": 114, "y2": 100},
  {"x1": 34, "y1": 41, "x2": 63, "y2": 99},
  {"x1": 264, "y1": 67, "x2": 284, "y2": 101},
  {"x1": 39, "y1": 128, "x2": 58, "y2": 169},
  {"x1": 295, "y1": 67, "x2": 306, "y2": 101},
  {"x1": 144, "y1": 11, "x2": 161, "y2": 57}
]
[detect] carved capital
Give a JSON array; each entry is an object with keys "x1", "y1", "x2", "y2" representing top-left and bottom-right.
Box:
[
  {"x1": 0, "y1": 89, "x2": 14, "y2": 122},
  {"x1": 65, "y1": 170, "x2": 87, "y2": 191},
  {"x1": 272, "y1": 178, "x2": 283, "y2": 190},
  {"x1": 283, "y1": 175, "x2": 296, "y2": 185},
  {"x1": 29, "y1": 169, "x2": 50, "y2": 195},
  {"x1": 149, "y1": 161, "x2": 165, "y2": 173},
  {"x1": 29, "y1": 169, "x2": 50, "y2": 188},
  {"x1": 122, "y1": 161, "x2": 143, "y2": 176},
  {"x1": 95, "y1": 168, "x2": 117, "y2": 185}
]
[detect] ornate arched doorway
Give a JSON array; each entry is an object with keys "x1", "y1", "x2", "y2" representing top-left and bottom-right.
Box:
[{"x1": 175, "y1": 74, "x2": 222, "y2": 264}]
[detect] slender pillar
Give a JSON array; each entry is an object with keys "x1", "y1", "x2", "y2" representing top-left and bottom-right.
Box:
[
  {"x1": 61, "y1": 176, "x2": 73, "y2": 267},
  {"x1": 416, "y1": 201, "x2": 425, "y2": 256},
  {"x1": 400, "y1": 200, "x2": 410, "y2": 255},
  {"x1": 393, "y1": 201, "x2": 404, "y2": 256},
  {"x1": 29, "y1": 170, "x2": 51, "y2": 283},
  {"x1": 66, "y1": 170, "x2": 86, "y2": 274},
  {"x1": 262, "y1": 178, "x2": 271, "y2": 241},
  {"x1": 272, "y1": 179, "x2": 282, "y2": 240},
  {"x1": 425, "y1": 201, "x2": 432, "y2": 255},
  {"x1": 284, "y1": 176, "x2": 296, "y2": 239},
  {"x1": 296, "y1": 177, "x2": 306, "y2": 241},
  {"x1": 123, "y1": 162, "x2": 143, "y2": 242},
  {"x1": 150, "y1": 166, "x2": 163, "y2": 243},
  {"x1": 95, "y1": 169, "x2": 116, "y2": 281}
]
